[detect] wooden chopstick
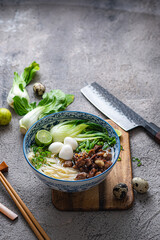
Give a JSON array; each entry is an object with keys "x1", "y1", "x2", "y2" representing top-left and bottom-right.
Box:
[
  {"x1": 0, "y1": 172, "x2": 50, "y2": 240},
  {"x1": 0, "y1": 202, "x2": 18, "y2": 220}
]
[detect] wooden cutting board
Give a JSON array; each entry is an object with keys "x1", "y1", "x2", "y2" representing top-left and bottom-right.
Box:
[{"x1": 52, "y1": 120, "x2": 134, "y2": 210}]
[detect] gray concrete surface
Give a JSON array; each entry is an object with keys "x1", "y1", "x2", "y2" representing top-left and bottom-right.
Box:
[{"x1": 0, "y1": 0, "x2": 160, "y2": 239}]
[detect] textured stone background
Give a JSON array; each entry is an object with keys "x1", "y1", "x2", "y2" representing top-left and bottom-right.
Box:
[{"x1": 0, "y1": 0, "x2": 160, "y2": 239}]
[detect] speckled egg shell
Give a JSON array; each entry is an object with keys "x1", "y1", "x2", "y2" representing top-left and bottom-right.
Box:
[{"x1": 132, "y1": 177, "x2": 149, "y2": 193}]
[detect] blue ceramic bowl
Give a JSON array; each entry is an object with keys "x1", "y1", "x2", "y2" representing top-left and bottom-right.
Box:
[{"x1": 23, "y1": 111, "x2": 120, "y2": 192}]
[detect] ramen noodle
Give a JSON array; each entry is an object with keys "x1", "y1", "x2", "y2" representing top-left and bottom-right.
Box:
[{"x1": 28, "y1": 146, "x2": 114, "y2": 181}]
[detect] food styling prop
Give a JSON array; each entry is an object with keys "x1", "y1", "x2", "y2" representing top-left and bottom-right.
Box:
[
  {"x1": 23, "y1": 111, "x2": 120, "y2": 192},
  {"x1": 7, "y1": 61, "x2": 40, "y2": 108},
  {"x1": 0, "y1": 203, "x2": 18, "y2": 221},
  {"x1": 0, "y1": 161, "x2": 50, "y2": 240},
  {"x1": 113, "y1": 183, "x2": 128, "y2": 200},
  {"x1": 0, "y1": 108, "x2": 12, "y2": 125},
  {"x1": 52, "y1": 120, "x2": 134, "y2": 210},
  {"x1": 33, "y1": 82, "x2": 46, "y2": 96},
  {"x1": 81, "y1": 82, "x2": 160, "y2": 144},
  {"x1": 132, "y1": 177, "x2": 149, "y2": 193}
]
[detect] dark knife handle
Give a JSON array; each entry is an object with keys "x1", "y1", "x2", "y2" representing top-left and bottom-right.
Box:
[{"x1": 145, "y1": 122, "x2": 160, "y2": 144}]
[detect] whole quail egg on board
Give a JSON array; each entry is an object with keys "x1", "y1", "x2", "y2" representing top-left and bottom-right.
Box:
[
  {"x1": 113, "y1": 183, "x2": 128, "y2": 200},
  {"x1": 132, "y1": 177, "x2": 149, "y2": 193}
]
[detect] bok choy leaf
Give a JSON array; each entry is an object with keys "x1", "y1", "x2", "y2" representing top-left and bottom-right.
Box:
[
  {"x1": 13, "y1": 96, "x2": 36, "y2": 116},
  {"x1": 19, "y1": 89, "x2": 74, "y2": 134},
  {"x1": 7, "y1": 61, "x2": 39, "y2": 108},
  {"x1": 50, "y1": 120, "x2": 110, "y2": 143}
]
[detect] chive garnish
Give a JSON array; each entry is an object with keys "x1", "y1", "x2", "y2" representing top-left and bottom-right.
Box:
[
  {"x1": 31, "y1": 144, "x2": 52, "y2": 169},
  {"x1": 120, "y1": 145, "x2": 124, "y2": 151},
  {"x1": 132, "y1": 157, "x2": 142, "y2": 167}
]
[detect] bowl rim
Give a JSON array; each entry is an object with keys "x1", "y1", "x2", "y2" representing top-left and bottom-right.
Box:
[{"x1": 23, "y1": 111, "x2": 120, "y2": 183}]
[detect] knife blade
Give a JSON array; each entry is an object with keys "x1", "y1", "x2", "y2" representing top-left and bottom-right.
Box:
[{"x1": 81, "y1": 82, "x2": 160, "y2": 144}]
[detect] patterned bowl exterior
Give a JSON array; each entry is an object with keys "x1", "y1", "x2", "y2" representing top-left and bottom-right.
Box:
[{"x1": 23, "y1": 111, "x2": 120, "y2": 192}]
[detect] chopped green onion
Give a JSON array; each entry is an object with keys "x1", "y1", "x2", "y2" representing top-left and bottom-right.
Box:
[
  {"x1": 31, "y1": 144, "x2": 52, "y2": 169},
  {"x1": 120, "y1": 145, "x2": 124, "y2": 151},
  {"x1": 137, "y1": 163, "x2": 142, "y2": 167},
  {"x1": 132, "y1": 157, "x2": 142, "y2": 167}
]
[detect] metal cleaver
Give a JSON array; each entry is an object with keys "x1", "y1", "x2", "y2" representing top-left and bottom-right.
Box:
[{"x1": 81, "y1": 82, "x2": 160, "y2": 144}]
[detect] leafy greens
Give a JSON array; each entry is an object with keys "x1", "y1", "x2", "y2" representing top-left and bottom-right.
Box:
[
  {"x1": 7, "y1": 61, "x2": 39, "y2": 108},
  {"x1": 50, "y1": 120, "x2": 116, "y2": 145},
  {"x1": 18, "y1": 90, "x2": 74, "y2": 134}
]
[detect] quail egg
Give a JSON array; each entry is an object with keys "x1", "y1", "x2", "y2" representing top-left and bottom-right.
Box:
[
  {"x1": 132, "y1": 177, "x2": 149, "y2": 193},
  {"x1": 33, "y1": 82, "x2": 46, "y2": 96},
  {"x1": 113, "y1": 183, "x2": 128, "y2": 200}
]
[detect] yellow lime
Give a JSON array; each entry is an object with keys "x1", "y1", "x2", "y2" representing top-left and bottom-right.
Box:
[
  {"x1": 0, "y1": 108, "x2": 12, "y2": 125},
  {"x1": 114, "y1": 129, "x2": 122, "y2": 137},
  {"x1": 35, "y1": 130, "x2": 53, "y2": 146}
]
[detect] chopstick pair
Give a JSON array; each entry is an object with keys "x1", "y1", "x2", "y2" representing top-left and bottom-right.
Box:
[{"x1": 0, "y1": 171, "x2": 50, "y2": 240}]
